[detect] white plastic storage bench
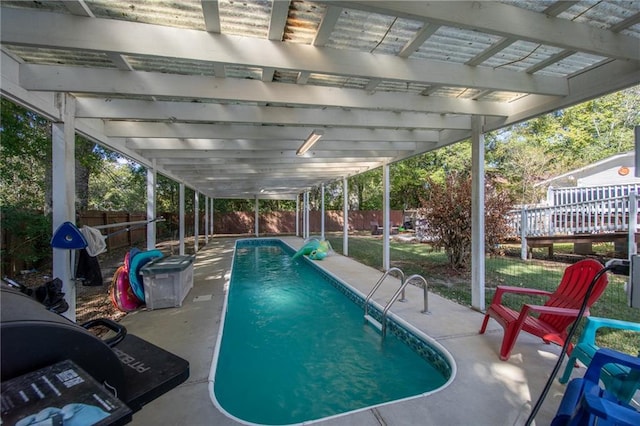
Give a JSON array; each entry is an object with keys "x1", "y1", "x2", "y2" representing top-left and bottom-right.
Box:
[{"x1": 140, "y1": 255, "x2": 194, "y2": 310}]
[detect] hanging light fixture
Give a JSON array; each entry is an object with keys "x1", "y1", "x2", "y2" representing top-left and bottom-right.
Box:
[{"x1": 296, "y1": 130, "x2": 324, "y2": 156}]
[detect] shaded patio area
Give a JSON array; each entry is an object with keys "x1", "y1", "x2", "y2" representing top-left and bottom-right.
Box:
[{"x1": 121, "y1": 236, "x2": 576, "y2": 426}]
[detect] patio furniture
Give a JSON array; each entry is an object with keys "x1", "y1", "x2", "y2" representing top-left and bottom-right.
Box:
[
  {"x1": 559, "y1": 316, "x2": 640, "y2": 403},
  {"x1": 479, "y1": 258, "x2": 608, "y2": 361},
  {"x1": 370, "y1": 221, "x2": 384, "y2": 235},
  {"x1": 551, "y1": 348, "x2": 640, "y2": 426}
]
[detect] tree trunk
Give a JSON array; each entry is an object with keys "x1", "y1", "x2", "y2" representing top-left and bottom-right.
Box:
[
  {"x1": 44, "y1": 127, "x2": 53, "y2": 215},
  {"x1": 75, "y1": 138, "x2": 92, "y2": 211}
]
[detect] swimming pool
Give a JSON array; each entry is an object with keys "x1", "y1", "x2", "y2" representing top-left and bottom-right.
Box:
[{"x1": 209, "y1": 239, "x2": 455, "y2": 425}]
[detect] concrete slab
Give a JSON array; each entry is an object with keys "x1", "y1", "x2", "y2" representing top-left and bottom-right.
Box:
[{"x1": 121, "y1": 237, "x2": 575, "y2": 426}]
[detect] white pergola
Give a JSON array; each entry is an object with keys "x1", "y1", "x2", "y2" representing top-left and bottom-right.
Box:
[{"x1": 1, "y1": 1, "x2": 638, "y2": 320}]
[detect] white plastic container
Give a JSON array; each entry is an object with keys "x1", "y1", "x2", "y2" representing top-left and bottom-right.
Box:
[{"x1": 141, "y1": 255, "x2": 194, "y2": 310}]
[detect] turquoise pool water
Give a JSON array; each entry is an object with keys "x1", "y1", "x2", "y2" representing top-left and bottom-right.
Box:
[{"x1": 211, "y1": 239, "x2": 453, "y2": 425}]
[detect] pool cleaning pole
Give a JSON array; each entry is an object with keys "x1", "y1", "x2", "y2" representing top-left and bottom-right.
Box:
[{"x1": 525, "y1": 263, "x2": 614, "y2": 425}]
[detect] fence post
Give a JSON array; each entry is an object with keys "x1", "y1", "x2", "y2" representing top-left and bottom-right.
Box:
[
  {"x1": 629, "y1": 192, "x2": 637, "y2": 258},
  {"x1": 520, "y1": 208, "x2": 528, "y2": 260}
]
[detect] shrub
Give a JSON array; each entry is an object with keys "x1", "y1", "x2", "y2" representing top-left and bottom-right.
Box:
[
  {"x1": 418, "y1": 173, "x2": 513, "y2": 270},
  {"x1": 1, "y1": 207, "x2": 52, "y2": 275}
]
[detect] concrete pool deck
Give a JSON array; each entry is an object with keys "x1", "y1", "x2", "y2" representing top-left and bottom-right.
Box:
[{"x1": 120, "y1": 236, "x2": 576, "y2": 425}]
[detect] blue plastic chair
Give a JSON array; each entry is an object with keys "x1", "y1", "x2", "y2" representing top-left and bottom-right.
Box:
[
  {"x1": 552, "y1": 348, "x2": 640, "y2": 426},
  {"x1": 559, "y1": 316, "x2": 640, "y2": 403}
]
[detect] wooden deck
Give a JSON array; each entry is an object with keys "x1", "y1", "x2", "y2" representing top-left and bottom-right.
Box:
[{"x1": 525, "y1": 232, "x2": 637, "y2": 258}]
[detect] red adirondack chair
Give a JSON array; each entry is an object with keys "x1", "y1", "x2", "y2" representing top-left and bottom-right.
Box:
[{"x1": 479, "y1": 259, "x2": 609, "y2": 361}]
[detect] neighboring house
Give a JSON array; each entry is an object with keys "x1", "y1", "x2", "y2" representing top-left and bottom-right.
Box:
[{"x1": 536, "y1": 151, "x2": 638, "y2": 190}]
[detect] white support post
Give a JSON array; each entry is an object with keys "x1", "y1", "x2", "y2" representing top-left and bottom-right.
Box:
[
  {"x1": 295, "y1": 195, "x2": 300, "y2": 237},
  {"x1": 179, "y1": 183, "x2": 185, "y2": 255},
  {"x1": 321, "y1": 184, "x2": 325, "y2": 240},
  {"x1": 146, "y1": 160, "x2": 157, "y2": 250},
  {"x1": 52, "y1": 94, "x2": 76, "y2": 321},
  {"x1": 629, "y1": 192, "x2": 637, "y2": 258},
  {"x1": 304, "y1": 191, "x2": 310, "y2": 239},
  {"x1": 383, "y1": 163, "x2": 390, "y2": 271},
  {"x1": 204, "y1": 195, "x2": 209, "y2": 245},
  {"x1": 303, "y1": 192, "x2": 307, "y2": 239},
  {"x1": 194, "y1": 191, "x2": 199, "y2": 253},
  {"x1": 255, "y1": 196, "x2": 259, "y2": 237},
  {"x1": 520, "y1": 208, "x2": 528, "y2": 260},
  {"x1": 471, "y1": 116, "x2": 486, "y2": 312},
  {"x1": 343, "y1": 177, "x2": 349, "y2": 257},
  {"x1": 211, "y1": 198, "x2": 216, "y2": 238}
]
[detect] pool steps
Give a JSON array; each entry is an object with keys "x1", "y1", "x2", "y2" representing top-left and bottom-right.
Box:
[
  {"x1": 364, "y1": 268, "x2": 430, "y2": 338},
  {"x1": 364, "y1": 314, "x2": 382, "y2": 332}
]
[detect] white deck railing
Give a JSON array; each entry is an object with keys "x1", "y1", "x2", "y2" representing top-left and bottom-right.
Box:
[
  {"x1": 506, "y1": 192, "x2": 639, "y2": 260},
  {"x1": 548, "y1": 183, "x2": 640, "y2": 206},
  {"x1": 506, "y1": 193, "x2": 639, "y2": 239}
]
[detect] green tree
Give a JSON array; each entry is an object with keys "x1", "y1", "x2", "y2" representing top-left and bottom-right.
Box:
[
  {"x1": 349, "y1": 168, "x2": 382, "y2": 210},
  {"x1": 0, "y1": 99, "x2": 50, "y2": 210},
  {"x1": 89, "y1": 159, "x2": 146, "y2": 211}
]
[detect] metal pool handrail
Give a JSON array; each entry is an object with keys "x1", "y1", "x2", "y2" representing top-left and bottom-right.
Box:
[
  {"x1": 364, "y1": 270, "x2": 431, "y2": 338},
  {"x1": 363, "y1": 267, "x2": 405, "y2": 319},
  {"x1": 405, "y1": 274, "x2": 430, "y2": 315}
]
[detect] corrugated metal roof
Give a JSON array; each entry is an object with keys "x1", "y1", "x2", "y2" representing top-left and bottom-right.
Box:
[{"x1": 1, "y1": 0, "x2": 638, "y2": 199}]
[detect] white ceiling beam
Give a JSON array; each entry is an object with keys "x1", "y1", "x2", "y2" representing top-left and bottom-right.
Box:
[
  {"x1": 61, "y1": 1, "x2": 133, "y2": 71},
  {"x1": 75, "y1": 98, "x2": 472, "y2": 130},
  {"x1": 543, "y1": 1, "x2": 579, "y2": 17},
  {"x1": 138, "y1": 149, "x2": 401, "y2": 159},
  {"x1": 106, "y1": 122, "x2": 440, "y2": 141},
  {"x1": 297, "y1": 71, "x2": 311, "y2": 84},
  {"x1": 20, "y1": 64, "x2": 513, "y2": 116},
  {"x1": 197, "y1": 179, "x2": 321, "y2": 186},
  {"x1": 610, "y1": 12, "x2": 640, "y2": 32},
  {"x1": 156, "y1": 157, "x2": 383, "y2": 166},
  {"x1": 398, "y1": 23, "x2": 439, "y2": 58},
  {"x1": 63, "y1": 0, "x2": 94, "y2": 17},
  {"x1": 1, "y1": 7, "x2": 568, "y2": 96},
  {"x1": 201, "y1": 0, "x2": 221, "y2": 33},
  {"x1": 181, "y1": 171, "x2": 358, "y2": 179},
  {"x1": 526, "y1": 5, "x2": 639, "y2": 75},
  {"x1": 365, "y1": 78, "x2": 381, "y2": 92},
  {"x1": 313, "y1": 6, "x2": 342, "y2": 46},
  {"x1": 106, "y1": 53, "x2": 134, "y2": 71},
  {"x1": 262, "y1": 67, "x2": 275, "y2": 82},
  {"x1": 267, "y1": 0, "x2": 290, "y2": 41},
  {"x1": 466, "y1": 38, "x2": 515, "y2": 67},
  {"x1": 163, "y1": 163, "x2": 376, "y2": 172},
  {"x1": 268, "y1": 0, "x2": 290, "y2": 41},
  {"x1": 1, "y1": 51, "x2": 61, "y2": 121},
  {"x1": 125, "y1": 138, "x2": 424, "y2": 151},
  {"x1": 213, "y1": 63, "x2": 226, "y2": 78},
  {"x1": 487, "y1": 59, "x2": 640, "y2": 132},
  {"x1": 336, "y1": 1, "x2": 639, "y2": 61},
  {"x1": 526, "y1": 50, "x2": 575, "y2": 74}
]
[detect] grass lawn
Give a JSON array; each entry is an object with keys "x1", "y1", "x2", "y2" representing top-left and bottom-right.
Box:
[{"x1": 326, "y1": 234, "x2": 640, "y2": 355}]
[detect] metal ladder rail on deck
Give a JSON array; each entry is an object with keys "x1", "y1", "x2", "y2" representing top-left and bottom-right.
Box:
[
  {"x1": 364, "y1": 268, "x2": 404, "y2": 333},
  {"x1": 405, "y1": 274, "x2": 430, "y2": 315}
]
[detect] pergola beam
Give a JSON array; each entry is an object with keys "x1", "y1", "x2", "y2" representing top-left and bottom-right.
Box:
[
  {"x1": 20, "y1": 64, "x2": 514, "y2": 116},
  {"x1": 1, "y1": 7, "x2": 569, "y2": 96},
  {"x1": 76, "y1": 98, "x2": 472, "y2": 130}
]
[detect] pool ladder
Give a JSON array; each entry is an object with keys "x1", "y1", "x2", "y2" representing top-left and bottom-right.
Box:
[{"x1": 363, "y1": 267, "x2": 430, "y2": 338}]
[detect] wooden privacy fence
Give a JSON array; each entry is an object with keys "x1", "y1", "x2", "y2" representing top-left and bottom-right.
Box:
[
  {"x1": 2, "y1": 209, "x2": 403, "y2": 274},
  {"x1": 160, "y1": 210, "x2": 403, "y2": 235},
  {"x1": 78, "y1": 211, "x2": 148, "y2": 251}
]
